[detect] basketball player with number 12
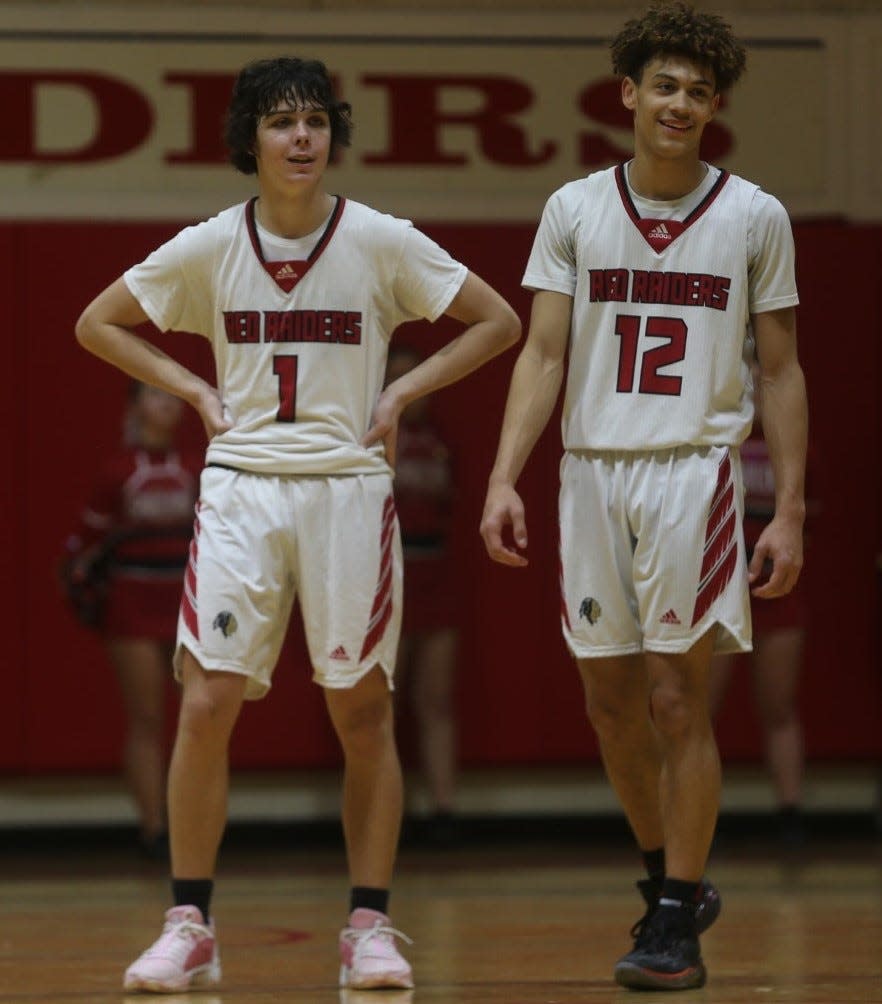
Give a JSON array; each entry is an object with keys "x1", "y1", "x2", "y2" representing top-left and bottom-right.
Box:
[{"x1": 481, "y1": 1, "x2": 808, "y2": 991}]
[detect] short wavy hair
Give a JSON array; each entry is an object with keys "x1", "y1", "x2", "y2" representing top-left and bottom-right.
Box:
[
  {"x1": 224, "y1": 57, "x2": 353, "y2": 175},
  {"x1": 611, "y1": 1, "x2": 746, "y2": 94}
]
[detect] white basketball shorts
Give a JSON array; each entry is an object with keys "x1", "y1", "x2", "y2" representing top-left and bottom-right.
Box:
[
  {"x1": 558, "y1": 445, "x2": 751, "y2": 658},
  {"x1": 175, "y1": 465, "x2": 402, "y2": 698}
]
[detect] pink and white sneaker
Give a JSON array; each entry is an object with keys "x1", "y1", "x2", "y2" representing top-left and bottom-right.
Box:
[
  {"x1": 339, "y1": 908, "x2": 414, "y2": 989},
  {"x1": 123, "y1": 905, "x2": 221, "y2": 993}
]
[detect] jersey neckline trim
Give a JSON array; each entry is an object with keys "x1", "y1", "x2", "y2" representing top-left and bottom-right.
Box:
[
  {"x1": 245, "y1": 195, "x2": 346, "y2": 293},
  {"x1": 614, "y1": 163, "x2": 730, "y2": 254}
]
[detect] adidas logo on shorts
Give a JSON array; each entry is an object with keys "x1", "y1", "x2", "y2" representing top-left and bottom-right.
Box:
[
  {"x1": 659, "y1": 608, "x2": 682, "y2": 625},
  {"x1": 330, "y1": 645, "x2": 350, "y2": 661}
]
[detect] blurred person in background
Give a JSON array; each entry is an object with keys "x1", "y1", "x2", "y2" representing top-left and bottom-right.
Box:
[
  {"x1": 61, "y1": 381, "x2": 200, "y2": 859},
  {"x1": 709, "y1": 367, "x2": 816, "y2": 847},
  {"x1": 387, "y1": 345, "x2": 461, "y2": 847}
]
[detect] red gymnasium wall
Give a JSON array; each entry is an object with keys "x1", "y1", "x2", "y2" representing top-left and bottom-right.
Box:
[{"x1": 1, "y1": 217, "x2": 879, "y2": 774}]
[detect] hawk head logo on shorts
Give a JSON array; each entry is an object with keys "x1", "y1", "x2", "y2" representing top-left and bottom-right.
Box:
[
  {"x1": 212, "y1": 611, "x2": 238, "y2": 638},
  {"x1": 579, "y1": 597, "x2": 601, "y2": 625}
]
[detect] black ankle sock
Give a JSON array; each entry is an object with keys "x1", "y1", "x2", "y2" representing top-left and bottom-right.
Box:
[
  {"x1": 350, "y1": 886, "x2": 389, "y2": 916},
  {"x1": 642, "y1": 848, "x2": 666, "y2": 887},
  {"x1": 660, "y1": 877, "x2": 700, "y2": 910},
  {"x1": 172, "y1": 879, "x2": 213, "y2": 923}
]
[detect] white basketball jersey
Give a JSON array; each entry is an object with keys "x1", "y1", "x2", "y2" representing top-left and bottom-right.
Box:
[
  {"x1": 523, "y1": 164, "x2": 799, "y2": 450},
  {"x1": 125, "y1": 198, "x2": 467, "y2": 475}
]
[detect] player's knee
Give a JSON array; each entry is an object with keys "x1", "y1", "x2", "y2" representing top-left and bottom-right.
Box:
[
  {"x1": 649, "y1": 683, "x2": 704, "y2": 740},
  {"x1": 583, "y1": 687, "x2": 634, "y2": 737},
  {"x1": 177, "y1": 687, "x2": 241, "y2": 746},
  {"x1": 334, "y1": 695, "x2": 394, "y2": 758}
]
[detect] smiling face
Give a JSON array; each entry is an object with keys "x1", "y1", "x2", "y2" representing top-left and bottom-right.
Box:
[
  {"x1": 622, "y1": 54, "x2": 720, "y2": 163},
  {"x1": 253, "y1": 102, "x2": 332, "y2": 191}
]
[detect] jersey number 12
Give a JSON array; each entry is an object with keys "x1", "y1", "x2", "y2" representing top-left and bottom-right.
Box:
[{"x1": 614, "y1": 315, "x2": 686, "y2": 396}]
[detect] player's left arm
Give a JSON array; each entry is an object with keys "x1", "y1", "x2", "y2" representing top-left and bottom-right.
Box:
[
  {"x1": 362, "y1": 272, "x2": 520, "y2": 464},
  {"x1": 751, "y1": 305, "x2": 808, "y2": 598}
]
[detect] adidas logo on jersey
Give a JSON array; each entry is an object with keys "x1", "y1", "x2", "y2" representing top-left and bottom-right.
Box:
[
  {"x1": 329, "y1": 645, "x2": 350, "y2": 661},
  {"x1": 659, "y1": 608, "x2": 681, "y2": 625},
  {"x1": 646, "y1": 222, "x2": 672, "y2": 242},
  {"x1": 275, "y1": 262, "x2": 297, "y2": 280}
]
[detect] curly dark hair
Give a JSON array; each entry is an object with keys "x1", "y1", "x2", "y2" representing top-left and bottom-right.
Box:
[
  {"x1": 224, "y1": 57, "x2": 353, "y2": 175},
  {"x1": 610, "y1": 1, "x2": 746, "y2": 94}
]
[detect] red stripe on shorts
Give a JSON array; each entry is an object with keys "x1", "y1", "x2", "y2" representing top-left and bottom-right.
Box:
[
  {"x1": 180, "y1": 511, "x2": 200, "y2": 639},
  {"x1": 359, "y1": 495, "x2": 396, "y2": 662},
  {"x1": 691, "y1": 453, "x2": 737, "y2": 627},
  {"x1": 559, "y1": 549, "x2": 571, "y2": 631}
]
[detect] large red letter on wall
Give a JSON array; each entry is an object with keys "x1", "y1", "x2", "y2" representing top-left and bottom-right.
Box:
[
  {"x1": 0, "y1": 71, "x2": 153, "y2": 162},
  {"x1": 363, "y1": 74, "x2": 556, "y2": 166},
  {"x1": 165, "y1": 73, "x2": 236, "y2": 164}
]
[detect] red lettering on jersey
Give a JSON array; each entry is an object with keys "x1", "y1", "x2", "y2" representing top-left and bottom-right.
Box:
[
  {"x1": 589, "y1": 268, "x2": 629, "y2": 302},
  {"x1": 223, "y1": 310, "x2": 261, "y2": 343},
  {"x1": 264, "y1": 311, "x2": 281, "y2": 342},
  {"x1": 315, "y1": 310, "x2": 333, "y2": 342},
  {"x1": 631, "y1": 270, "x2": 648, "y2": 302},
  {"x1": 329, "y1": 311, "x2": 346, "y2": 343},
  {"x1": 228, "y1": 311, "x2": 365, "y2": 343},
  {"x1": 346, "y1": 313, "x2": 362, "y2": 344},
  {"x1": 630, "y1": 271, "x2": 730, "y2": 312}
]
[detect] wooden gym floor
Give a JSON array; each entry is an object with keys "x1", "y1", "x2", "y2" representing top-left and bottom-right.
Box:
[{"x1": 0, "y1": 820, "x2": 880, "y2": 1003}]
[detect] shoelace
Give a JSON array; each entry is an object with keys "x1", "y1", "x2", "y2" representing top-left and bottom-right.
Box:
[
  {"x1": 147, "y1": 919, "x2": 211, "y2": 959},
  {"x1": 349, "y1": 920, "x2": 413, "y2": 961},
  {"x1": 626, "y1": 915, "x2": 654, "y2": 943},
  {"x1": 633, "y1": 908, "x2": 698, "y2": 955}
]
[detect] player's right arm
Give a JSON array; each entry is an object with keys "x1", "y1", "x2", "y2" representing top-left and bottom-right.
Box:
[
  {"x1": 480, "y1": 289, "x2": 571, "y2": 567},
  {"x1": 76, "y1": 277, "x2": 229, "y2": 439}
]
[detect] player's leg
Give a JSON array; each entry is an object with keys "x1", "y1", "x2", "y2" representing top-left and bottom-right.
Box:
[
  {"x1": 647, "y1": 629, "x2": 720, "y2": 882},
  {"x1": 562, "y1": 452, "x2": 663, "y2": 843},
  {"x1": 124, "y1": 467, "x2": 291, "y2": 993},
  {"x1": 327, "y1": 668, "x2": 413, "y2": 991},
  {"x1": 577, "y1": 654, "x2": 664, "y2": 852},
  {"x1": 167, "y1": 650, "x2": 248, "y2": 878},
  {"x1": 561, "y1": 452, "x2": 687, "y2": 947},
  {"x1": 298, "y1": 475, "x2": 413, "y2": 989},
  {"x1": 614, "y1": 447, "x2": 740, "y2": 990},
  {"x1": 123, "y1": 651, "x2": 245, "y2": 993},
  {"x1": 106, "y1": 637, "x2": 169, "y2": 852},
  {"x1": 612, "y1": 632, "x2": 718, "y2": 991},
  {"x1": 325, "y1": 666, "x2": 404, "y2": 890},
  {"x1": 632, "y1": 443, "x2": 747, "y2": 878}
]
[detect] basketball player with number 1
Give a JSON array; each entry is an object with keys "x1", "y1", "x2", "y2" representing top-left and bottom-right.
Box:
[{"x1": 77, "y1": 56, "x2": 520, "y2": 994}]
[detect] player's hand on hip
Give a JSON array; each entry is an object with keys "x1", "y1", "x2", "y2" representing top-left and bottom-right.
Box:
[
  {"x1": 749, "y1": 517, "x2": 803, "y2": 599},
  {"x1": 197, "y1": 386, "x2": 233, "y2": 440},
  {"x1": 361, "y1": 389, "x2": 402, "y2": 465},
  {"x1": 480, "y1": 482, "x2": 528, "y2": 567}
]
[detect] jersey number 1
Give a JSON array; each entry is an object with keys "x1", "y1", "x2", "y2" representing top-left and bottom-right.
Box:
[
  {"x1": 273, "y1": 355, "x2": 298, "y2": 422},
  {"x1": 614, "y1": 315, "x2": 686, "y2": 396}
]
